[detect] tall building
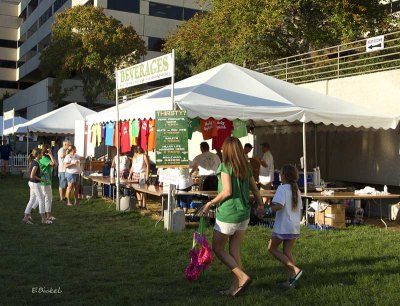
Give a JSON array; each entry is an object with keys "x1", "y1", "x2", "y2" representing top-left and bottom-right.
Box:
[{"x1": 2, "y1": 0, "x2": 203, "y2": 118}]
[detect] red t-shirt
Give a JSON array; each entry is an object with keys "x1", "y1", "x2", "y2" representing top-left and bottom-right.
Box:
[
  {"x1": 212, "y1": 119, "x2": 234, "y2": 150},
  {"x1": 120, "y1": 121, "x2": 131, "y2": 153},
  {"x1": 138, "y1": 119, "x2": 149, "y2": 151},
  {"x1": 200, "y1": 118, "x2": 217, "y2": 140}
]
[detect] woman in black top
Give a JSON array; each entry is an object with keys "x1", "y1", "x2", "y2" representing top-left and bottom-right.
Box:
[{"x1": 22, "y1": 148, "x2": 51, "y2": 225}]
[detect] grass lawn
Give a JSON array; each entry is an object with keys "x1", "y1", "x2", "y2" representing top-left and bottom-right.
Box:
[{"x1": 1, "y1": 175, "x2": 400, "y2": 306}]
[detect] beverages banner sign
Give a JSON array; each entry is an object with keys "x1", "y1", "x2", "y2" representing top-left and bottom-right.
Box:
[{"x1": 117, "y1": 53, "x2": 173, "y2": 89}]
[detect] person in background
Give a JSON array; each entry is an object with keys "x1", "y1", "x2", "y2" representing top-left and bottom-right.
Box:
[
  {"x1": 22, "y1": 148, "x2": 52, "y2": 225},
  {"x1": 243, "y1": 143, "x2": 253, "y2": 160},
  {"x1": 0, "y1": 140, "x2": 13, "y2": 175},
  {"x1": 57, "y1": 140, "x2": 70, "y2": 202},
  {"x1": 111, "y1": 152, "x2": 131, "y2": 179},
  {"x1": 52, "y1": 139, "x2": 60, "y2": 177},
  {"x1": 39, "y1": 144, "x2": 57, "y2": 221},
  {"x1": 255, "y1": 142, "x2": 274, "y2": 203},
  {"x1": 176, "y1": 168, "x2": 193, "y2": 214},
  {"x1": 64, "y1": 145, "x2": 81, "y2": 206},
  {"x1": 128, "y1": 146, "x2": 149, "y2": 209},
  {"x1": 190, "y1": 142, "x2": 221, "y2": 191},
  {"x1": 198, "y1": 137, "x2": 263, "y2": 297},
  {"x1": 267, "y1": 165, "x2": 303, "y2": 287}
]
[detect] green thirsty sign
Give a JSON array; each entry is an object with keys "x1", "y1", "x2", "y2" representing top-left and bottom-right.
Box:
[{"x1": 155, "y1": 110, "x2": 189, "y2": 168}]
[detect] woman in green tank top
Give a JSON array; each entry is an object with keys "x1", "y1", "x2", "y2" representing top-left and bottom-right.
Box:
[{"x1": 199, "y1": 136, "x2": 263, "y2": 297}]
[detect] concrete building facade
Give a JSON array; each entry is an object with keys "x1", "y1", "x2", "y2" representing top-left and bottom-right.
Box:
[{"x1": 2, "y1": 0, "x2": 204, "y2": 118}]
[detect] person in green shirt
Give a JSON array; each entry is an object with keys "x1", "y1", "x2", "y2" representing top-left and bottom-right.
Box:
[
  {"x1": 39, "y1": 144, "x2": 57, "y2": 221},
  {"x1": 199, "y1": 136, "x2": 263, "y2": 297}
]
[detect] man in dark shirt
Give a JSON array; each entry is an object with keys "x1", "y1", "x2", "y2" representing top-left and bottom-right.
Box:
[{"x1": 0, "y1": 141, "x2": 13, "y2": 175}]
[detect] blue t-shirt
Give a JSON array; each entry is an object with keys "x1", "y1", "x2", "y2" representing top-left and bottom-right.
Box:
[
  {"x1": 105, "y1": 122, "x2": 114, "y2": 146},
  {"x1": 0, "y1": 145, "x2": 12, "y2": 160}
]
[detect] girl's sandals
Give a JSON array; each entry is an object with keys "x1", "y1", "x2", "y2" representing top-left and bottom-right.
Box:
[
  {"x1": 41, "y1": 219, "x2": 52, "y2": 225},
  {"x1": 22, "y1": 219, "x2": 34, "y2": 225},
  {"x1": 48, "y1": 216, "x2": 56, "y2": 221}
]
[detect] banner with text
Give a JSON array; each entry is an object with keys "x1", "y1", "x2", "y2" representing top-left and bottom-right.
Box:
[
  {"x1": 117, "y1": 53, "x2": 173, "y2": 90},
  {"x1": 155, "y1": 110, "x2": 188, "y2": 168}
]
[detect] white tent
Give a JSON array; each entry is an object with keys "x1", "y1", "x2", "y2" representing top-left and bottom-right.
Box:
[
  {"x1": 87, "y1": 63, "x2": 397, "y2": 129},
  {"x1": 1, "y1": 116, "x2": 28, "y2": 136},
  {"x1": 3, "y1": 103, "x2": 96, "y2": 135}
]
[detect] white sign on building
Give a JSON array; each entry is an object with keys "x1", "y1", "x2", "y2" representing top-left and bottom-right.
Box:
[
  {"x1": 117, "y1": 53, "x2": 173, "y2": 90},
  {"x1": 366, "y1": 35, "x2": 384, "y2": 52}
]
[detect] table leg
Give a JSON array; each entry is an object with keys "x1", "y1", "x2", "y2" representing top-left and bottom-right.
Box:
[
  {"x1": 305, "y1": 198, "x2": 309, "y2": 225},
  {"x1": 155, "y1": 195, "x2": 165, "y2": 227},
  {"x1": 379, "y1": 199, "x2": 388, "y2": 230}
]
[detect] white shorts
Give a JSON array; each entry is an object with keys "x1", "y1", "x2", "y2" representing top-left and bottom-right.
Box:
[{"x1": 214, "y1": 218, "x2": 250, "y2": 236}]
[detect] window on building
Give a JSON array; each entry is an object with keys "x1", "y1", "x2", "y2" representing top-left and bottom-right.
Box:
[
  {"x1": 183, "y1": 8, "x2": 199, "y2": 20},
  {"x1": 54, "y1": 0, "x2": 68, "y2": 12},
  {"x1": 0, "y1": 60, "x2": 16, "y2": 69},
  {"x1": 148, "y1": 37, "x2": 165, "y2": 52},
  {"x1": 393, "y1": 0, "x2": 400, "y2": 12},
  {"x1": 107, "y1": 0, "x2": 140, "y2": 13},
  {"x1": 26, "y1": 22, "x2": 38, "y2": 40},
  {"x1": 27, "y1": 0, "x2": 39, "y2": 16},
  {"x1": 19, "y1": 8, "x2": 27, "y2": 22},
  {"x1": 0, "y1": 39, "x2": 17, "y2": 49},
  {"x1": 39, "y1": 6, "x2": 53, "y2": 28},
  {"x1": 15, "y1": 107, "x2": 27, "y2": 118},
  {"x1": 149, "y1": 2, "x2": 183, "y2": 20},
  {"x1": 24, "y1": 46, "x2": 38, "y2": 62},
  {"x1": 0, "y1": 81, "x2": 18, "y2": 89}
]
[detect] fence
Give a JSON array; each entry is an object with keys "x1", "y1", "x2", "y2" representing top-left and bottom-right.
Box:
[
  {"x1": 252, "y1": 31, "x2": 400, "y2": 84},
  {"x1": 10, "y1": 154, "x2": 28, "y2": 168}
]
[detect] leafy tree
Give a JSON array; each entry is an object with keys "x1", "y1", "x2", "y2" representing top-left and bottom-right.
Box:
[
  {"x1": 164, "y1": 0, "x2": 392, "y2": 77},
  {"x1": 0, "y1": 91, "x2": 12, "y2": 114},
  {"x1": 40, "y1": 6, "x2": 146, "y2": 106}
]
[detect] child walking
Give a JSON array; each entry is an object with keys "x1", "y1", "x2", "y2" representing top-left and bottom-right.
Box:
[{"x1": 267, "y1": 165, "x2": 303, "y2": 287}]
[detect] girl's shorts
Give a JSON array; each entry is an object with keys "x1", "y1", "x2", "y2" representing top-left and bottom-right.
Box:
[
  {"x1": 272, "y1": 233, "x2": 300, "y2": 240},
  {"x1": 214, "y1": 218, "x2": 250, "y2": 236},
  {"x1": 66, "y1": 173, "x2": 79, "y2": 183}
]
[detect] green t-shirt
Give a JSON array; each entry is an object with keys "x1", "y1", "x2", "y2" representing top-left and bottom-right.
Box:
[
  {"x1": 232, "y1": 119, "x2": 247, "y2": 138},
  {"x1": 188, "y1": 118, "x2": 200, "y2": 140},
  {"x1": 39, "y1": 155, "x2": 52, "y2": 186},
  {"x1": 215, "y1": 163, "x2": 251, "y2": 223}
]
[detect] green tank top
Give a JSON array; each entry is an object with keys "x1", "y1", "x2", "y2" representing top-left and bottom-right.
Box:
[{"x1": 215, "y1": 163, "x2": 251, "y2": 223}]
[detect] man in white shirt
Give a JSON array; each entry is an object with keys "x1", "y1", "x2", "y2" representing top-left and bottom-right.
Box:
[
  {"x1": 255, "y1": 142, "x2": 274, "y2": 203},
  {"x1": 190, "y1": 142, "x2": 221, "y2": 190},
  {"x1": 57, "y1": 140, "x2": 70, "y2": 201}
]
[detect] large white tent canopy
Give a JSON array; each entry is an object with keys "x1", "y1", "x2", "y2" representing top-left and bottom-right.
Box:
[
  {"x1": 87, "y1": 63, "x2": 398, "y2": 130},
  {"x1": 4, "y1": 103, "x2": 96, "y2": 135}
]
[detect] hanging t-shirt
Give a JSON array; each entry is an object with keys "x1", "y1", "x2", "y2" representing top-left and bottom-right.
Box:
[
  {"x1": 130, "y1": 119, "x2": 139, "y2": 146},
  {"x1": 200, "y1": 118, "x2": 217, "y2": 140},
  {"x1": 113, "y1": 121, "x2": 121, "y2": 148},
  {"x1": 105, "y1": 122, "x2": 114, "y2": 146},
  {"x1": 90, "y1": 125, "x2": 97, "y2": 148},
  {"x1": 147, "y1": 119, "x2": 156, "y2": 151},
  {"x1": 138, "y1": 119, "x2": 149, "y2": 151},
  {"x1": 96, "y1": 124, "x2": 102, "y2": 146},
  {"x1": 212, "y1": 119, "x2": 234, "y2": 150},
  {"x1": 120, "y1": 121, "x2": 131, "y2": 153},
  {"x1": 188, "y1": 118, "x2": 200, "y2": 140},
  {"x1": 232, "y1": 119, "x2": 247, "y2": 138},
  {"x1": 101, "y1": 123, "x2": 106, "y2": 141}
]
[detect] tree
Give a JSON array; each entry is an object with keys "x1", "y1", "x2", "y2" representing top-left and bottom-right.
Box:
[
  {"x1": 40, "y1": 6, "x2": 146, "y2": 107},
  {"x1": 0, "y1": 91, "x2": 12, "y2": 114},
  {"x1": 164, "y1": 0, "x2": 392, "y2": 77}
]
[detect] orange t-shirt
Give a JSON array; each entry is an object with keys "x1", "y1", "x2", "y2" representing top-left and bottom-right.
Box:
[
  {"x1": 200, "y1": 118, "x2": 217, "y2": 140},
  {"x1": 147, "y1": 119, "x2": 156, "y2": 151}
]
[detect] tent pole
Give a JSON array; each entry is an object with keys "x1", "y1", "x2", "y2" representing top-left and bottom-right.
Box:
[
  {"x1": 26, "y1": 129, "x2": 29, "y2": 175},
  {"x1": 115, "y1": 68, "x2": 120, "y2": 211},
  {"x1": 303, "y1": 122, "x2": 309, "y2": 225},
  {"x1": 314, "y1": 124, "x2": 318, "y2": 168}
]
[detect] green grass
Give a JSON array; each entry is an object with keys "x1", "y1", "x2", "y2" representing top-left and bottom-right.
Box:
[{"x1": 1, "y1": 175, "x2": 400, "y2": 306}]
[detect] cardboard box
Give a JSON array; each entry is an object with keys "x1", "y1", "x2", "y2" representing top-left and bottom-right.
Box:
[{"x1": 315, "y1": 204, "x2": 346, "y2": 228}]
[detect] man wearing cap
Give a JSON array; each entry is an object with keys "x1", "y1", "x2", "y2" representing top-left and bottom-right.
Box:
[{"x1": 255, "y1": 142, "x2": 274, "y2": 203}]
